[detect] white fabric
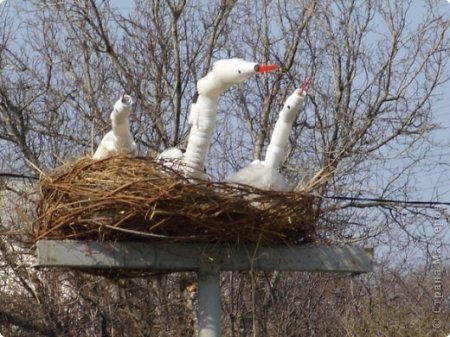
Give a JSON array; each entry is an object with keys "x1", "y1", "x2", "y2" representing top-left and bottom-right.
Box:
[
  {"x1": 226, "y1": 160, "x2": 292, "y2": 191},
  {"x1": 225, "y1": 89, "x2": 306, "y2": 191},
  {"x1": 156, "y1": 147, "x2": 209, "y2": 180},
  {"x1": 157, "y1": 147, "x2": 184, "y2": 160},
  {"x1": 264, "y1": 144, "x2": 284, "y2": 169},
  {"x1": 183, "y1": 59, "x2": 260, "y2": 178},
  {"x1": 268, "y1": 120, "x2": 291, "y2": 148},
  {"x1": 263, "y1": 91, "x2": 304, "y2": 168},
  {"x1": 280, "y1": 93, "x2": 304, "y2": 123},
  {"x1": 93, "y1": 96, "x2": 136, "y2": 160},
  {"x1": 183, "y1": 95, "x2": 218, "y2": 173},
  {"x1": 197, "y1": 59, "x2": 258, "y2": 98},
  {"x1": 188, "y1": 103, "x2": 199, "y2": 127}
]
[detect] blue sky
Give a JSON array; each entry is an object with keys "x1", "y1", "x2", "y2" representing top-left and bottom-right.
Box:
[{"x1": 414, "y1": 2, "x2": 450, "y2": 201}]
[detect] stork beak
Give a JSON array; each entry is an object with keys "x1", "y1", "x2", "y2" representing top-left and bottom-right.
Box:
[
  {"x1": 298, "y1": 74, "x2": 313, "y2": 96},
  {"x1": 254, "y1": 64, "x2": 279, "y2": 73}
]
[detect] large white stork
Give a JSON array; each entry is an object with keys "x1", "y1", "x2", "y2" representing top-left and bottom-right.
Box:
[
  {"x1": 226, "y1": 75, "x2": 312, "y2": 191},
  {"x1": 93, "y1": 94, "x2": 137, "y2": 160},
  {"x1": 157, "y1": 58, "x2": 279, "y2": 179}
]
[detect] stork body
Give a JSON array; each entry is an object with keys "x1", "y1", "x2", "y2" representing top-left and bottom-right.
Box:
[
  {"x1": 93, "y1": 95, "x2": 137, "y2": 160},
  {"x1": 227, "y1": 159, "x2": 291, "y2": 191},
  {"x1": 226, "y1": 76, "x2": 312, "y2": 191},
  {"x1": 159, "y1": 58, "x2": 278, "y2": 180}
]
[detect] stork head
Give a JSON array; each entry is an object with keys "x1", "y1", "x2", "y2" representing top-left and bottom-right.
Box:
[
  {"x1": 112, "y1": 93, "x2": 133, "y2": 120},
  {"x1": 280, "y1": 75, "x2": 313, "y2": 122},
  {"x1": 211, "y1": 58, "x2": 278, "y2": 86},
  {"x1": 197, "y1": 58, "x2": 278, "y2": 97},
  {"x1": 121, "y1": 94, "x2": 132, "y2": 106}
]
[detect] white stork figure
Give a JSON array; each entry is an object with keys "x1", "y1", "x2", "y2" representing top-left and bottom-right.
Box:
[
  {"x1": 158, "y1": 58, "x2": 279, "y2": 179},
  {"x1": 93, "y1": 94, "x2": 137, "y2": 160},
  {"x1": 226, "y1": 75, "x2": 312, "y2": 191}
]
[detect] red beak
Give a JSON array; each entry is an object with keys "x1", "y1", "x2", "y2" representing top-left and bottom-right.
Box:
[
  {"x1": 255, "y1": 64, "x2": 279, "y2": 73},
  {"x1": 297, "y1": 74, "x2": 313, "y2": 96}
]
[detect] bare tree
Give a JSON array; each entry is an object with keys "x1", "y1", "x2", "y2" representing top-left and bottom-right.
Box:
[{"x1": 0, "y1": 0, "x2": 449, "y2": 335}]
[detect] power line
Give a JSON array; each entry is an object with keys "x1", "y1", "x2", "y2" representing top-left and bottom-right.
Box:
[
  {"x1": 323, "y1": 195, "x2": 450, "y2": 207},
  {"x1": 0, "y1": 173, "x2": 38, "y2": 180},
  {"x1": 1, "y1": 172, "x2": 449, "y2": 207}
]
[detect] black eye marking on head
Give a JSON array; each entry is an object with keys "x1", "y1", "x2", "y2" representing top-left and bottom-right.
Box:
[
  {"x1": 287, "y1": 105, "x2": 291, "y2": 109},
  {"x1": 238, "y1": 70, "x2": 242, "y2": 74}
]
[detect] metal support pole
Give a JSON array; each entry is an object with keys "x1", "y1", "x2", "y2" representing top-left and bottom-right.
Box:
[
  {"x1": 198, "y1": 266, "x2": 221, "y2": 337},
  {"x1": 35, "y1": 240, "x2": 374, "y2": 337}
]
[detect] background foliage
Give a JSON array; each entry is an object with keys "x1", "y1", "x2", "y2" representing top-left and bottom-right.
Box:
[{"x1": 0, "y1": 0, "x2": 449, "y2": 335}]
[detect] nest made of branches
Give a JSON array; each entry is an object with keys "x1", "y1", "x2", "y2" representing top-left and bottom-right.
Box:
[{"x1": 33, "y1": 156, "x2": 320, "y2": 245}]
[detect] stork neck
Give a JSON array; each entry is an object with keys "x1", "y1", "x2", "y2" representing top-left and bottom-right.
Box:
[
  {"x1": 264, "y1": 144, "x2": 284, "y2": 169},
  {"x1": 264, "y1": 94, "x2": 305, "y2": 168},
  {"x1": 111, "y1": 117, "x2": 131, "y2": 138},
  {"x1": 197, "y1": 73, "x2": 231, "y2": 99},
  {"x1": 183, "y1": 93, "x2": 219, "y2": 173},
  {"x1": 196, "y1": 94, "x2": 219, "y2": 111}
]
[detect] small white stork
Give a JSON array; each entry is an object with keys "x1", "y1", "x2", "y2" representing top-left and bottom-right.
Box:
[
  {"x1": 92, "y1": 94, "x2": 137, "y2": 160},
  {"x1": 226, "y1": 75, "x2": 312, "y2": 191},
  {"x1": 158, "y1": 58, "x2": 279, "y2": 179}
]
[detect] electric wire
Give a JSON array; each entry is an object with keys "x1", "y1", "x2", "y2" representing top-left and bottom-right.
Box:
[{"x1": 1, "y1": 173, "x2": 450, "y2": 207}]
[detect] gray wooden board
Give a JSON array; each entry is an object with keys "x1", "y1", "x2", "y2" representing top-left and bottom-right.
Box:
[{"x1": 35, "y1": 240, "x2": 373, "y2": 273}]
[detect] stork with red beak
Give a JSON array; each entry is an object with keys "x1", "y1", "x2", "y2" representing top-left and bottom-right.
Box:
[
  {"x1": 226, "y1": 75, "x2": 312, "y2": 191},
  {"x1": 93, "y1": 94, "x2": 137, "y2": 160},
  {"x1": 158, "y1": 58, "x2": 279, "y2": 179}
]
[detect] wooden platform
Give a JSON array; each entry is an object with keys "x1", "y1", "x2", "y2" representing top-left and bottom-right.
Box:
[{"x1": 35, "y1": 240, "x2": 373, "y2": 273}]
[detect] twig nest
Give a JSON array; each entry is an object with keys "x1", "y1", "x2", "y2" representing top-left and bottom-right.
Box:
[{"x1": 33, "y1": 156, "x2": 318, "y2": 244}]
